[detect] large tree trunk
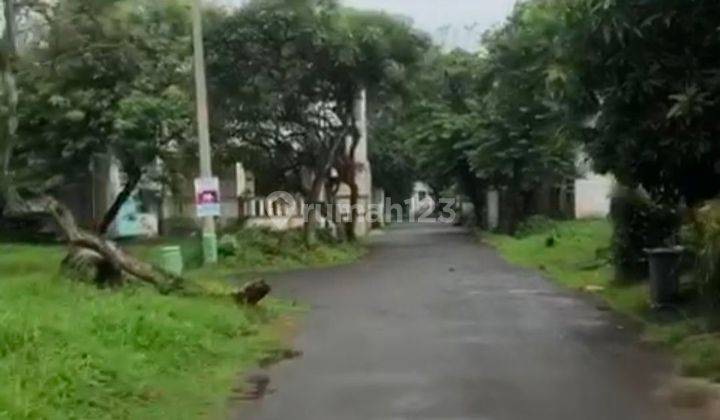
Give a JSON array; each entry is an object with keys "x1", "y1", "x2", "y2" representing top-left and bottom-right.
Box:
[
  {"x1": 346, "y1": 180, "x2": 359, "y2": 241},
  {"x1": 470, "y1": 185, "x2": 486, "y2": 227},
  {"x1": 304, "y1": 175, "x2": 325, "y2": 246},
  {"x1": 97, "y1": 166, "x2": 142, "y2": 235},
  {"x1": 335, "y1": 154, "x2": 360, "y2": 242},
  {"x1": 323, "y1": 179, "x2": 345, "y2": 242},
  {"x1": 336, "y1": 96, "x2": 364, "y2": 242},
  {"x1": 303, "y1": 127, "x2": 347, "y2": 245},
  {"x1": 499, "y1": 187, "x2": 522, "y2": 236},
  {"x1": 526, "y1": 179, "x2": 554, "y2": 218},
  {"x1": 458, "y1": 161, "x2": 485, "y2": 226},
  {"x1": 41, "y1": 195, "x2": 183, "y2": 293},
  {"x1": 1, "y1": 0, "x2": 18, "y2": 208}
]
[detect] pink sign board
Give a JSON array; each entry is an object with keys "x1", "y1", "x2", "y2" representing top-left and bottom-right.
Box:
[{"x1": 194, "y1": 177, "x2": 221, "y2": 217}]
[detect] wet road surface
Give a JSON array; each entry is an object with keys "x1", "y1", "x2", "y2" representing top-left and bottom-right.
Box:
[{"x1": 236, "y1": 224, "x2": 703, "y2": 420}]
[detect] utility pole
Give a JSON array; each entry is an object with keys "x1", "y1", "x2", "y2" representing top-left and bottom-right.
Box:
[{"x1": 191, "y1": 0, "x2": 218, "y2": 264}]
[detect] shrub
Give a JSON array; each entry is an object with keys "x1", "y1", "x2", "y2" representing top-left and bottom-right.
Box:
[
  {"x1": 686, "y1": 201, "x2": 720, "y2": 302},
  {"x1": 218, "y1": 234, "x2": 240, "y2": 258},
  {"x1": 161, "y1": 217, "x2": 199, "y2": 236},
  {"x1": 215, "y1": 226, "x2": 361, "y2": 270},
  {"x1": 515, "y1": 215, "x2": 558, "y2": 238},
  {"x1": 609, "y1": 186, "x2": 681, "y2": 282}
]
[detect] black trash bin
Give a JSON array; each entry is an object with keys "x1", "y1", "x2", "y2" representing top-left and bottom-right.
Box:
[{"x1": 645, "y1": 247, "x2": 683, "y2": 308}]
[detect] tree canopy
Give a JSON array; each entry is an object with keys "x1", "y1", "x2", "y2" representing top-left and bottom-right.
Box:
[
  {"x1": 205, "y1": 0, "x2": 428, "y2": 240},
  {"x1": 13, "y1": 0, "x2": 194, "y2": 231},
  {"x1": 557, "y1": 0, "x2": 720, "y2": 206},
  {"x1": 2, "y1": 0, "x2": 719, "y2": 247}
]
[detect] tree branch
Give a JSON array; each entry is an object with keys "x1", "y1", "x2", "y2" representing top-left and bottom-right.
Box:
[{"x1": 97, "y1": 165, "x2": 142, "y2": 235}]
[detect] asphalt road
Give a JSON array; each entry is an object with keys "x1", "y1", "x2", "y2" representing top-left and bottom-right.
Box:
[{"x1": 236, "y1": 223, "x2": 703, "y2": 420}]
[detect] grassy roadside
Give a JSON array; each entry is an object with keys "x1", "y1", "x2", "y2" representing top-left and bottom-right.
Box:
[
  {"x1": 485, "y1": 219, "x2": 720, "y2": 382},
  {"x1": 128, "y1": 228, "x2": 367, "y2": 285},
  {"x1": 0, "y1": 229, "x2": 364, "y2": 419},
  {"x1": 187, "y1": 228, "x2": 367, "y2": 284}
]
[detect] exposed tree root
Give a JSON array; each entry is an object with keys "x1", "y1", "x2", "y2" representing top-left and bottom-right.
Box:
[{"x1": 234, "y1": 280, "x2": 272, "y2": 306}]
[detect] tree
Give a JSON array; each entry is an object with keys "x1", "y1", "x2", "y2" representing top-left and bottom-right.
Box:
[
  {"x1": 206, "y1": 0, "x2": 351, "y2": 243},
  {"x1": 557, "y1": 0, "x2": 720, "y2": 209},
  {"x1": 1, "y1": 0, "x2": 59, "y2": 212},
  {"x1": 1, "y1": 0, "x2": 19, "y2": 212},
  {"x1": 2, "y1": 0, "x2": 195, "y2": 290},
  {"x1": 207, "y1": 0, "x2": 423, "y2": 242},
  {"x1": 463, "y1": 2, "x2": 578, "y2": 233},
  {"x1": 392, "y1": 50, "x2": 490, "y2": 224},
  {"x1": 107, "y1": 87, "x2": 193, "y2": 234},
  {"x1": 368, "y1": 125, "x2": 416, "y2": 203},
  {"x1": 329, "y1": 8, "x2": 429, "y2": 239},
  {"x1": 16, "y1": 0, "x2": 194, "y2": 234},
  {"x1": 388, "y1": 2, "x2": 581, "y2": 233}
]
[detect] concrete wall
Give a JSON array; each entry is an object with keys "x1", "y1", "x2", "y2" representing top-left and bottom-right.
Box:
[
  {"x1": 372, "y1": 188, "x2": 386, "y2": 227},
  {"x1": 486, "y1": 190, "x2": 500, "y2": 230},
  {"x1": 575, "y1": 173, "x2": 613, "y2": 219},
  {"x1": 245, "y1": 216, "x2": 305, "y2": 231}
]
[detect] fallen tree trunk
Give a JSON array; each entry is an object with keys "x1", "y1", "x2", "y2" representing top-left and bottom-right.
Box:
[
  {"x1": 10, "y1": 191, "x2": 273, "y2": 304},
  {"x1": 41, "y1": 195, "x2": 183, "y2": 293}
]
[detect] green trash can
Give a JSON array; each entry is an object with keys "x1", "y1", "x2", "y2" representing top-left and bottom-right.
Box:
[{"x1": 158, "y1": 246, "x2": 184, "y2": 276}]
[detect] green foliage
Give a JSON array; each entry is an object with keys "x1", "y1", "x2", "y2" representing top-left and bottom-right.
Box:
[
  {"x1": 686, "y1": 201, "x2": 720, "y2": 302},
  {"x1": 113, "y1": 87, "x2": 193, "y2": 174},
  {"x1": 205, "y1": 0, "x2": 428, "y2": 197},
  {"x1": 381, "y1": 49, "x2": 489, "y2": 214},
  {"x1": 218, "y1": 234, "x2": 240, "y2": 258},
  {"x1": 205, "y1": 0, "x2": 351, "y2": 182},
  {"x1": 673, "y1": 334, "x2": 720, "y2": 381},
  {"x1": 609, "y1": 186, "x2": 681, "y2": 282},
  {"x1": 402, "y1": 51, "x2": 483, "y2": 192},
  {"x1": 466, "y1": 1, "x2": 578, "y2": 191},
  {"x1": 559, "y1": 0, "x2": 720, "y2": 206},
  {"x1": 515, "y1": 215, "x2": 558, "y2": 239},
  {"x1": 393, "y1": 5, "x2": 580, "y2": 228},
  {"x1": 397, "y1": 0, "x2": 720, "y2": 236},
  {"x1": 368, "y1": 130, "x2": 417, "y2": 202},
  {"x1": 15, "y1": 0, "x2": 194, "y2": 191},
  {"x1": 337, "y1": 8, "x2": 430, "y2": 98},
  {"x1": 0, "y1": 244, "x2": 292, "y2": 419}
]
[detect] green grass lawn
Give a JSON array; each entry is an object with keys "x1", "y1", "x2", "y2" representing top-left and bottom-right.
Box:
[
  {"x1": 486, "y1": 219, "x2": 720, "y2": 382},
  {"x1": 0, "y1": 229, "x2": 363, "y2": 419}
]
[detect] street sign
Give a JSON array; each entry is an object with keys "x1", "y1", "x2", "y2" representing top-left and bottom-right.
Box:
[{"x1": 195, "y1": 177, "x2": 221, "y2": 218}]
